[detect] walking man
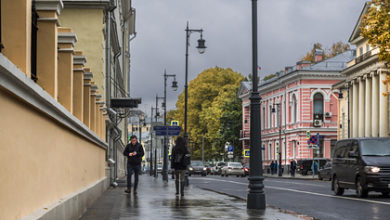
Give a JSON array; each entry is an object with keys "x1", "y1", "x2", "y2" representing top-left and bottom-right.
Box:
[
  {"x1": 123, "y1": 135, "x2": 144, "y2": 194},
  {"x1": 171, "y1": 136, "x2": 190, "y2": 196}
]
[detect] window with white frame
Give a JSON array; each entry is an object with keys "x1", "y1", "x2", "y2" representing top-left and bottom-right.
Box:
[
  {"x1": 293, "y1": 141, "x2": 296, "y2": 158},
  {"x1": 268, "y1": 142, "x2": 272, "y2": 160},
  {"x1": 275, "y1": 141, "x2": 279, "y2": 160},
  {"x1": 291, "y1": 94, "x2": 297, "y2": 123},
  {"x1": 261, "y1": 106, "x2": 265, "y2": 130},
  {"x1": 313, "y1": 93, "x2": 324, "y2": 120},
  {"x1": 268, "y1": 105, "x2": 272, "y2": 128}
]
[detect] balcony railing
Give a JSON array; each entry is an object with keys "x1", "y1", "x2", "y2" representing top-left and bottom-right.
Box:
[
  {"x1": 240, "y1": 130, "x2": 250, "y2": 139},
  {"x1": 355, "y1": 50, "x2": 373, "y2": 65}
]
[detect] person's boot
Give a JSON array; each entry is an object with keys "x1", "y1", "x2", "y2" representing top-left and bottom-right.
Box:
[
  {"x1": 133, "y1": 186, "x2": 137, "y2": 194},
  {"x1": 124, "y1": 187, "x2": 131, "y2": 194},
  {"x1": 175, "y1": 180, "x2": 180, "y2": 196},
  {"x1": 180, "y1": 182, "x2": 185, "y2": 197}
]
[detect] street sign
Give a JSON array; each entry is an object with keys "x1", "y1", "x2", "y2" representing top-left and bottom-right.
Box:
[
  {"x1": 309, "y1": 136, "x2": 317, "y2": 144},
  {"x1": 317, "y1": 133, "x2": 320, "y2": 147},
  {"x1": 228, "y1": 154, "x2": 234, "y2": 159},
  {"x1": 306, "y1": 130, "x2": 310, "y2": 139},
  {"x1": 243, "y1": 149, "x2": 250, "y2": 158},
  {"x1": 228, "y1": 146, "x2": 234, "y2": 153},
  {"x1": 111, "y1": 98, "x2": 141, "y2": 108},
  {"x1": 171, "y1": 120, "x2": 179, "y2": 126},
  {"x1": 153, "y1": 126, "x2": 181, "y2": 136}
]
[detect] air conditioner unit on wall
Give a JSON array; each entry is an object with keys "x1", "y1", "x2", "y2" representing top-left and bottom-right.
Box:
[
  {"x1": 313, "y1": 119, "x2": 323, "y2": 127},
  {"x1": 325, "y1": 112, "x2": 332, "y2": 118}
]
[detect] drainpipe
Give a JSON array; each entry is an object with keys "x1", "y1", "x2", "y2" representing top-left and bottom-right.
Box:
[{"x1": 113, "y1": 50, "x2": 121, "y2": 97}]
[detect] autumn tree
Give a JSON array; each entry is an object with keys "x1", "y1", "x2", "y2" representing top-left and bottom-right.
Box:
[
  {"x1": 361, "y1": 0, "x2": 390, "y2": 66},
  {"x1": 173, "y1": 67, "x2": 245, "y2": 160},
  {"x1": 301, "y1": 42, "x2": 350, "y2": 63}
]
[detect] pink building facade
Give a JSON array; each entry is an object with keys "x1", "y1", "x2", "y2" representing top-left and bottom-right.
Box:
[{"x1": 239, "y1": 50, "x2": 355, "y2": 168}]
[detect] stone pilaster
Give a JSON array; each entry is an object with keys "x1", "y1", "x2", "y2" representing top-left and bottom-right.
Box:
[
  {"x1": 358, "y1": 77, "x2": 365, "y2": 137},
  {"x1": 35, "y1": 0, "x2": 63, "y2": 99},
  {"x1": 57, "y1": 27, "x2": 77, "y2": 113},
  {"x1": 73, "y1": 51, "x2": 86, "y2": 121},
  {"x1": 83, "y1": 70, "x2": 93, "y2": 128},
  {"x1": 365, "y1": 74, "x2": 372, "y2": 137},
  {"x1": 372, "y1": 72, "x2": 380, "y2": 137},
  {"x1": 90, "y1": 84, "x2": 98, "y2": 133},
  {"x1": 352, "y1": 80, "x2": 359, "y2": 137},
  {"x1": 379, "y1": 70, "x2": 389, "y2": 137}
]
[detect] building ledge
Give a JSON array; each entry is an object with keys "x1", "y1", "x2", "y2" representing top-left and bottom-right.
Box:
[
  {"x1": 0, "y1": 54, "x2": 107, "y2": 150},
  {"x1": 62, "y1": 0, "x2": 111, "y2": 9}
]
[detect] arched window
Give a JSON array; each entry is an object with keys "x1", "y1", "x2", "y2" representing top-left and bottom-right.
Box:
[
  {"x1": 291, "y1": 94, "x2": 297, "y2": 123},
  {"x1": 313, "y1": 93, "x2": 324, "y2": 119}
]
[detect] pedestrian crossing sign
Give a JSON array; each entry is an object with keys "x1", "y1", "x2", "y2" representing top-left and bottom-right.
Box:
[{"x1": 243, "y1": 149, "x2": 250, "y2": 158}]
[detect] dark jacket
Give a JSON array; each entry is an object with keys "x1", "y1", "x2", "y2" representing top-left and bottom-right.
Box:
[
  {"x1": 123, "y1": 142, "x2": 144, "y2": 165},
  {"x1": 171, "y1": 145, "x2": 189, "y2": 170}
]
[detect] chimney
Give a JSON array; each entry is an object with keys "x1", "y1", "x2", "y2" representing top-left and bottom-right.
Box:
[
  {"x1": 285, "y1": 66, "x2": 293, "y2": 74},
  {"x1": 314, "y1": 49, "x2": 324, "y2": 63},
  {"x1": 296, "y1": 60, "x2": 311, "y2": 70}
]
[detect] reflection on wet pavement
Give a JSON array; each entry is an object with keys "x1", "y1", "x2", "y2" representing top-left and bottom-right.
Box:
[{"x1": 81, "y1": 176, "x2": 302, "y2": 220}]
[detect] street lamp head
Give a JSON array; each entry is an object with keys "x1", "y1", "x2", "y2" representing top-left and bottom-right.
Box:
[
  {"x1": 156, "y1": 112, "x2": 160, "y2": 117},
  {"x1": 196, "y1": 37, "x2": 206, "y2": 54},
  {"x1": 172, "y1": 80, "x2": 178, "y2": 91}
]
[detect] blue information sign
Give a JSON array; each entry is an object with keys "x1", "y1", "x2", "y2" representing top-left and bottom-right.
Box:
[
  {"x1": 153, "y1": 126, "x2": 181, "y2": 136},
  {"x1": 228, "y1": 146, "x2": 234, "y2": 152}
]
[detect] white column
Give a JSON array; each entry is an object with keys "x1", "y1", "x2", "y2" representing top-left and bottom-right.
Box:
[
  {"x1": 359, "y1": 78, "x2": 366, "y2": 137},
  {"x1": 372, "y1": 73, "x2": 380, "y2": 137},
  {"x1": 365, "y1": 75, "x2": 372, "y2": 137},
  {"x1": 352, "y1": 81, "x2": 359, "y2": 137},
  {"x1": 379, "y1": 70, "x2": 389, "y2": 137}
]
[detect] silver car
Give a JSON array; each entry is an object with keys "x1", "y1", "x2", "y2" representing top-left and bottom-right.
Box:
[{"x1": 221, "y1": 162, "x2": 245, "y2": 177}]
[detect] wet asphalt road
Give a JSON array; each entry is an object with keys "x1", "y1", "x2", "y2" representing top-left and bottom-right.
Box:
[{"x1": 190, "y1": 175, "x2": 390, "y2": 220}]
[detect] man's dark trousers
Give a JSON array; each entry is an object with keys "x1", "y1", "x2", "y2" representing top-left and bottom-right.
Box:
[{"x1": 127, "y1": 164, "x2": 141, "y2": 190}]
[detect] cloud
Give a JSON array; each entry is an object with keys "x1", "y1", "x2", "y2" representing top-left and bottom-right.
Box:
[{"x1": 130, "y1": 0, "x2": 367, "y2": 116}]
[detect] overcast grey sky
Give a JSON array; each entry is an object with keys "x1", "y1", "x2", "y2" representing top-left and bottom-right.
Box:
[{"x1": 130, "y1": 0, "x2": 367, "y2": 116}]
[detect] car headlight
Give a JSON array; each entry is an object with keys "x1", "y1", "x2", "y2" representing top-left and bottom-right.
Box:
[
  {"x1": 203, "y1": 167, "x2": 207, "y2": 171},
  {"x1": 365, "y1": 166, "x2": 380, "y2": 173},
  {"x1": 189, "y1": 167, "x2": 193, "y2": 171}
]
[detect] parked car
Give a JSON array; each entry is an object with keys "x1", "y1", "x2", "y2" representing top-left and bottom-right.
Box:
[
  {"x1": 296, "y1": 159, "x2": 330, "y2": 175},
  {"x1": 243, "y1": 164, "x2": 250, "y2": 176},
  {"x1": 318, "y1": 161, "x2": 332, "y2": 181},
  {"x1": 205, "y1": 163, "x2": 213, "y2": 175},
  {"x1": 157, "y1": 164, "x2": 163, "y2": 173},
  {"x1": 221, "y1": 162, "x2": 245, "y2": 177},
  {"x1": 211, "y1": 162, "x2": 226, "y2": 175},
  {"x1": 331, "y1": 138, "x2": 390, "y2": 198},
  {"x1": 188, "y1": 160, "x2": 207, "y2": 176}
]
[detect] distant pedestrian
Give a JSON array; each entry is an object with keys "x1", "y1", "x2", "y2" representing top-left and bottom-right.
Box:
[
  {"x1": 274, "y1": 161, "x2": 278, "y2": 175},
  {"x1": 171, "y1": 136, "x2": 190, "y2": 196},
  {"x1": 290, "y1": 160, "x2": 296, "y2": 177},
  {"x1": 270, "y1": 161, "x2": 275, "y2": 175},
  {"x1": 123, "y1": 135, "x2": 145, "y2": 194},
  {"x1": 313, "y1": 161, "x2": 318, "y2": 175}
]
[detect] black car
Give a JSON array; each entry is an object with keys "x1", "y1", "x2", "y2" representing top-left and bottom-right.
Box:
[
  {"x1": 332, "y1": 138, "x2": 390, "y2": 198},
  {"x1": 296, "y1": 159, "x2": 330, "y2": 175},
  {"x1": 188, "y1": 160, "x2": 207, "y2": 176},
  {"x1": 318, "y1": 161, "x2": 332, "y2": 181}
]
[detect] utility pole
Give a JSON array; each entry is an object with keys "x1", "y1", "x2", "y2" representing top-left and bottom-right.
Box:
[{"x1": 202, "y1": 136, "x2": 204, "y2": 164}]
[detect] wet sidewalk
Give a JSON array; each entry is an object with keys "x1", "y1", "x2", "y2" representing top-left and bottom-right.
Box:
[{"x1": 81, "y1": 175, "x2": 305, "y2": 220}]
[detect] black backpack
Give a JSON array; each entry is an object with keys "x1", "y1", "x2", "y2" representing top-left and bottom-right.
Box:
[{"x1": 182, "y1": 154, "x2": 191, "y2": 166}]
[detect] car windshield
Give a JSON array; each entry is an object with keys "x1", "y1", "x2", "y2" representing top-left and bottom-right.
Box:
[
  {"x1": 360, "y1": 139, "x2": 390, "y2": 156},
  {"x1": 191, "y1": 161, "x2": 204, "y2": 166},
  {"x1": 229, "y1": 162, "x2": 242, "y2": 168},
  {"x1": 157, "y1": 164, "x2": 162, "y2": 168}
]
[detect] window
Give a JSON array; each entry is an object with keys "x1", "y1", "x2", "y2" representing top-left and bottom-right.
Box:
[
  {"x1": 366, "y1": 44, "x2": 370, "y2": 53},
  {"x1": 291, "y1": 94, "x2": 297, "y2": 123},
  {"x1": 261, "y1": 106, "x2": 265, "y2": 130},
  {"x1": 359, "y1": 47, "x2": 363, "y2": 56},
  {"x1": 268, "y1": 143, "x2": 272, "y2": 160},
  {"x1": 268, "y1": 105, "x2": 272, "y2": 128},
  {"x1": 313, "y1": 93, "x2": 324, "y2": 120},
  {"x1": 293, "y1": 141, "x2": 296, "y2": 158},
  {"x1": 275, "y1": 142, "x2": 279, "y2": 160},
  {"x1": 313, "y1": 139, "x2": 324, "y2": 158},
  {"x1": 262, "y1": 144, "x2": 265, "y2": 160}
]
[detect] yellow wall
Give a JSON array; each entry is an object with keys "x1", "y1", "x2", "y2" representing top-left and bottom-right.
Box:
[
  {"x1": 58, "y1": 9, "x2": 105, "y2": 98},
  {"x1": 0, "y1": 88, "x2": 106, "y2": 220}
]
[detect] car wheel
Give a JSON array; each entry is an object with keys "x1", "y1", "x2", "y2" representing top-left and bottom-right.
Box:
[
  {"x1": 189, "y1": 174, "x2": 192, "y2": 176},
  {"x1": 356, "y1": 177, "x2": 368, "y2": 198},
  {"x1": 318, "y1": 174, "x2": 323, "y2": 180},
  {"x1": 333, "y1": 176, "x2": 344, "y2": 196}
]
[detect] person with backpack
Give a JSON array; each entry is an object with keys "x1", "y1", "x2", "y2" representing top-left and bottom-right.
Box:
[
  {"x1": 171, "y1": 136, "x2": 190, "y2": 196},
  {"x1": 123, "y1": 135, "x2": 144, "y2": 194}
]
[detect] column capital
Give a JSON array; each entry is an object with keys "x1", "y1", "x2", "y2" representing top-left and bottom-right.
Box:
[
  {"x1": 91, "y1": 84, "x2": 98, "y2": 92},
  {"x1": 58, "y1": 27, "x2": 77, "y2": 48},
  {"x1": 35, "y1": 0, "x2": 64, "y2": 15},
  {"x1": 74, "y1": 51, "x2": 87, "y2": 65},
  {"x1": 84, "y1": 69, "x2": 94, "y2": 80}
]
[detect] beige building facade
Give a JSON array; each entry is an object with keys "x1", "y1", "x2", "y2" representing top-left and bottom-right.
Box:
[
  {"x1": 0, "y1": 0, "x2": 136, "y2": 219},
  {"x1": 335, "y1": 3, "x2": 390, "y2": 140}
]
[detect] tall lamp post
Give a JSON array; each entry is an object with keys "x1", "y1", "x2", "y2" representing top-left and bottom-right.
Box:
[
  {"x1": 184, "y1": 22, "x2": 206, "y2": 143},
  {"x1": 247, "y1": 0, "x2": 266, "y2": 210},
  {"x1": 155, "y1": 95, "x2": 163, "y2": 177},
  {"x1": 162, "y1": 70, "x2": 178, "y2": 181},
  {"x1": 272, "y1": 103, "x2": 282, "y2": 177}
]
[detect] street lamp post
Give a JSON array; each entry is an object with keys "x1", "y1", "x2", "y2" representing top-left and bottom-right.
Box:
[
  {"x1": 184, "y1": 22, "x2": 206, "y2": 143},
  {"x1": 247, "y1": 0, "x2": 266, "y2": 210},
  {"x1": 272, "y1": 103, "x2": 282, "y2": 177},
  {"x1": 162, "y1": 70, "x2": 178, "y2": 182},
  {"x1": 155, "y1": 95, "x2": 163, "y2": 178}
]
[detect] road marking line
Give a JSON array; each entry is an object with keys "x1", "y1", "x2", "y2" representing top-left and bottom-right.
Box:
[
  {"x1": 198, "y1": 178, "x2": 390, "y2": 206},
  {"x1": 265, "y1": 179, "x2": 327, "y2": 188}
]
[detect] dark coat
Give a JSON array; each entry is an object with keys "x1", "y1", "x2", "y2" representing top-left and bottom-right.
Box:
[
  {"x1": 171, "y1": 145, "x2": 189, "y2": 170},
  {"x1": 123, "y1": 142, "x2": 144, "y2": 165}
]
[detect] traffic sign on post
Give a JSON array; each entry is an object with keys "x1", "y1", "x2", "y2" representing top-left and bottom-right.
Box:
[
  {"x1": 306, "y1": 130, "x2": 310, "y2": 139},
  {"x1": 153, "y1": 126, "x2": 181, "y2": 136},
  {"x1": 171, "y1": 120, "x2": 179, "y2": 126},
  {"x1": 243, "y1": 149, "x2": 250, "y2": 158}
]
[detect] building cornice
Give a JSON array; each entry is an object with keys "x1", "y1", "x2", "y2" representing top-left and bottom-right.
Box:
[
  {"x1": 62, "y1": 0, "x2": 110, "y2": 9},
  {"x1": 58, "y1": 32, "x2": 78, "y2": 46},
  {"x1": 0, "y1": 54, "x2": 107, "y2": 150}
]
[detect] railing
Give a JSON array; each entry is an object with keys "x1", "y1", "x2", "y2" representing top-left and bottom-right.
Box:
[
  {"x1": 240, "y1": 130, "x2": 250, "y2": 139},
  {"x1": 355, "y1": 50, "x2": 372, "y2": 65},
  {"x1": 0, "y1": 0, "x2": 4, "y2": 52}
]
